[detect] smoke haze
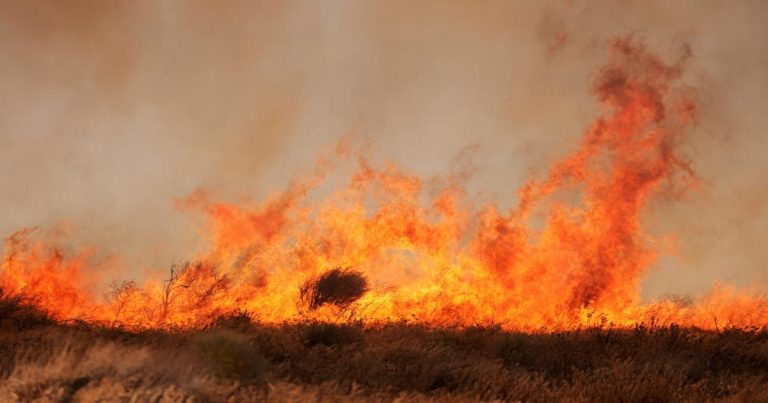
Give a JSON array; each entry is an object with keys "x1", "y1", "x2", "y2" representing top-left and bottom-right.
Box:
[{"x1": 1, "y1": 0, "x2": 766, "y2": 300}]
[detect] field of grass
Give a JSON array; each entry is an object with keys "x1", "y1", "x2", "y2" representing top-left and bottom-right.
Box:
[{"x1": 3, "y1": 292, "x2": 768, "y2": 402}]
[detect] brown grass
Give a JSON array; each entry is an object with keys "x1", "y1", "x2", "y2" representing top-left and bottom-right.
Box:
[{"x1": 2, "y1": 300, "x2": 768, "y2": 401}]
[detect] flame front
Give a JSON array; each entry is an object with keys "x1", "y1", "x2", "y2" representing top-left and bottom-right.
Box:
[{"x1": 2, "y1": 38, "x2": 766, "y2": 330}]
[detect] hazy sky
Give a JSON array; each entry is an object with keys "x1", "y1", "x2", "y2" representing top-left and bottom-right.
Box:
[{"x1": 1, "y1": 0, "x2": 766, "y2": 300}]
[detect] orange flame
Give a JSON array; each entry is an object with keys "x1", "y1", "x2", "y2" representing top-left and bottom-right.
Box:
[{"x1": 2, "y1": 37, "x2": 767, "y2": 330}]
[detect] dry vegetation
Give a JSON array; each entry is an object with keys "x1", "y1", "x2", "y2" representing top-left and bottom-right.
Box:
[
  {"x1": 299, "y1": 268, "x2": 370, "y2": 311},
  {"x1": 3, "y1": 288, "x2": 768, "y2": 402}
]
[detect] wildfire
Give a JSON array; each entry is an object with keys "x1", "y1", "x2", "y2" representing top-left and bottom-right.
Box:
[{"x1": 2, "y1": 38, "x2": 766, "y2": 330}]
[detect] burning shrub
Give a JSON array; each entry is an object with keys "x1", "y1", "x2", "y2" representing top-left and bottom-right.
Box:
[
  {"x1": 191, "y1": 329, "x2": 266, "y2": 382},
  {"x1": 300, "y1": 268, "x2": 369, "y2": 310}
]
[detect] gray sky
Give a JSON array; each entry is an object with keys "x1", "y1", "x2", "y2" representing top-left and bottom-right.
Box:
[{"x1": 1, "y1": 0, "x2": 766, "y2": 300}]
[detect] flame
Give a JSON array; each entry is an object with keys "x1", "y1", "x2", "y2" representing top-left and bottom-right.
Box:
[{"x1": 2, "y1": 37, "x2": 767, "y2": 330}]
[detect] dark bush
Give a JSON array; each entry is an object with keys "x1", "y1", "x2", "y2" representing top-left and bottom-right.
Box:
[
  {"x1": 300, "y1": 268, "x2": 369, "y2": 310},
  {"x1": 207, "y1": 309, "x2": 254, "y2": 332},
  {"x1": 192, "y1": 329, "x2": 266, "y2": 382},
  {"x1": 0, "y1": 288, "x2": 55, "y2": 331},
  {"x1": 302, "y1": 322, "x2": 362, "y2": 347}
]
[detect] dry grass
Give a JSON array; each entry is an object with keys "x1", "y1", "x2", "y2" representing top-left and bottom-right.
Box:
[
  {"x1": 2, "y1": 299, "x2": 768, "y2": 401},
  {"x1": 192, "y1": 329, "x2": 267, "y2": 382}
]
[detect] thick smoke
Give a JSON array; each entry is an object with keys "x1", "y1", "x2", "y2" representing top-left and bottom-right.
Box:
[{"x1": 0, "y1": 0, "x2": 766, "y2": 299}]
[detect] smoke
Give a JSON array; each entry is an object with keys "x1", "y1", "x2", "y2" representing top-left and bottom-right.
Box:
[{"x1": 0, "y1": 0, "x2": 766, "y2": 298}]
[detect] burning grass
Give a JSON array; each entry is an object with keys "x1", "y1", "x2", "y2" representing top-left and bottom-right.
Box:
[
  {"x1": 2, "y1": 37, "x2": 767, "y2": 332},
  {"x1": 2, "y1": 35, "x2": 767, "y2": 400}
]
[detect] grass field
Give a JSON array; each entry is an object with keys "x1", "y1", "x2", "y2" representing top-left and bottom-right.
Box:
[{"x1": 3, "y1": 292, "x2": 768, "y2": 402}]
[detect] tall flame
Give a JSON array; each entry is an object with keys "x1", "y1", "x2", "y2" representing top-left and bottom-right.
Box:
[{"x1": 2, "y1": 38, "x2": 766, "y2": 330}]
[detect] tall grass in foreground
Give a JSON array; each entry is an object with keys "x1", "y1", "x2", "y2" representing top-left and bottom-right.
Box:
[{"x1": 2, "y1": 294, "x2": 768, "y2": 401}]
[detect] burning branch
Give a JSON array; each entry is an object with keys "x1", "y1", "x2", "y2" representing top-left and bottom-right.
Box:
[
  {"x1": 160, "y1": 262, "x2": 230, "y2": 325},
  {"x1": 104, "y1": 280, "x2": 138, "y2": 327}
]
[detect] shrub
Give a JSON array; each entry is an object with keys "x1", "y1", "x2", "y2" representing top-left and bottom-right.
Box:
[
  {"x1": 191, "y1": 329, "x2": 266, "y2": 382},
  {"x1": 302, "y1": 322, "x2": 362, "y2": 347},
  {"x1": 300, "y1": 268, "x2": 369, "y2": 310},
  {"x1": 0, "y1": 288, "x2": 55, "y2": 331},
  {"x1": 207, "y1": 310, "x2": 254, "y2": 332}
]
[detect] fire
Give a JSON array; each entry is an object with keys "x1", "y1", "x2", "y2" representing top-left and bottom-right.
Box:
[{"x1": 2, "y1": 37, "x2": 767, "y2": 330}]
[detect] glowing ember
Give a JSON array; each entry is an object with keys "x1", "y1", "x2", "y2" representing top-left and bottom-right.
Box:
[{"x1": 2, "y1": 37, "x2": 766, "y2": 330}]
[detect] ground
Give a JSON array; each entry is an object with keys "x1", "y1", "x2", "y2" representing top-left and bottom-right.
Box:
[{"x1": 2, "y1": 298, "x2": 768, "y2": 402}]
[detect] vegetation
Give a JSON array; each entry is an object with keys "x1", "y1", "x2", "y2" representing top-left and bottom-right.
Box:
[
  {"x1": 0, "y1": 287, "x2": 54, "y2": 331},
  {"x1": 2, "y1": 296, "x2": 768, "y2": 401},
  {"x1": 192, "y1": 329, "x2": 267, "y2": 382},
  {"x1": 300, "y1": 268, "x2": 369, "y2": 310},
  {"x1": 301, "y1": 321, "x2": 362, "y2": 347}
]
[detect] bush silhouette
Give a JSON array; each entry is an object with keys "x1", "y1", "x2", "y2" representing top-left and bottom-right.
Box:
[
  {"x1": 0, "y1": 288, "x2": 54, "y2": 331},
  {"x1": 300, "y1": 268, "x2": 369, "y2": 310},
  {"x1": 207, "y1": 310, "x2": 254, "y2": 332},
  {"x1": 302, "y1": 322, "x2": 362, "y2": 347},
  {"x1": 191, "y1": 329, "x2": 266, "y2": 382}
]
